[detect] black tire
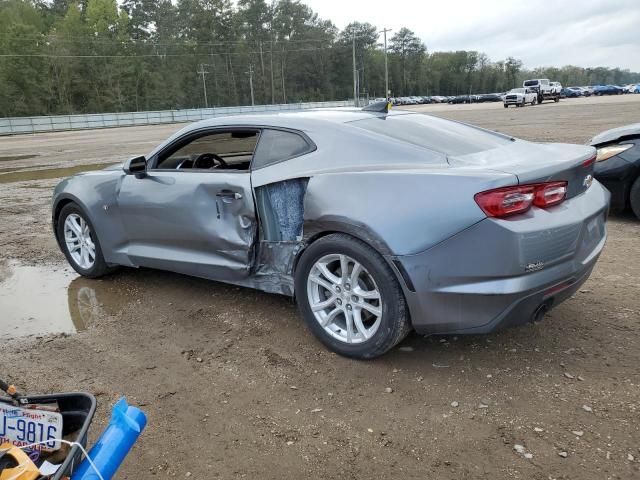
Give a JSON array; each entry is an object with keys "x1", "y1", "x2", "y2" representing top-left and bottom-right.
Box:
[
  {"x1": 531, "y1": 97, "x2": 537, "y2": 106},
  {"x1": 630, "y1": 176, "x2": 640, "y2": 220},
  {"x1": 503, "y1": 104, "x2": 508, "y2": 108},
  {"x1": 554, "y1": 96, "x2": 560, "y2": 102},
  {"x1": 56, "y1": 203, "x2": 114, "y2": 278},
  {"x1": 294, "y1": 233, "x2": 411, "y2": 359},
  {"x1": 538, "y1": 93, "x2": 544, "y2": 104}
]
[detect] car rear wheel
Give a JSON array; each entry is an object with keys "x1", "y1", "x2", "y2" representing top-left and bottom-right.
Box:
[
  {"x1": 531, "y1": 97, "x2": 537, "y2": 106},
  {"x1": 630, "y1": 176, "x2": 640, "y2": 220},
  {"x1": 57, "y1": 203, "x2": 113, "y2": 278},
  {"x1": 295, "y1": 234, "x2": 411, "y2": 359}
]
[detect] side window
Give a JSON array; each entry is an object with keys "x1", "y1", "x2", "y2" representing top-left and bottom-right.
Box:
[
  {"x1": 155, "y1": 129, "x2": 259, "y2": 171},
  {"x1": 252, "y1": 129, "x2": 313, "y2": 169}
]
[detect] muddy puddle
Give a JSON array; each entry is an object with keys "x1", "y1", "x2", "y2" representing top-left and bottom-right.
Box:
[
  {"x1": 0, "y1": 261, "x2": 129, "y2": 340},
  {"x1": 0, "y1": 162, "x2": 116, "y2": 184}
]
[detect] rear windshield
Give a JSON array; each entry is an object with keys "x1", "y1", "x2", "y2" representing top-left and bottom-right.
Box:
[{"x1": 350, "y1": 114, "x2": 511, "y2": 156}]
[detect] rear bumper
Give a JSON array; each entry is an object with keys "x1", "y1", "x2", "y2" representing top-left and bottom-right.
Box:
[{"x1": 391, "y1": 181, "x2": 610, "y2": 334}]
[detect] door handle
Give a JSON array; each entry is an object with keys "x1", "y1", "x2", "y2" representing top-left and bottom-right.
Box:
[{"x1": 216, "y1": 190, "x2": 243, "y2": 200}]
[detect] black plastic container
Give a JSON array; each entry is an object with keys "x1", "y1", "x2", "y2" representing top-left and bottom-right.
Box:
[{"x1": 1, "y1": 392, "x2": 97, "y2": 480}]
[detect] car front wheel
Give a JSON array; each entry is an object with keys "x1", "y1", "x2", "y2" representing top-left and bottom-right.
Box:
[
  {"x1": 295, "y1": 234, "x2": 411, "y2": 359},
  {"x1": 57, "y1": 203, "x2": 113, "y2": 278}
]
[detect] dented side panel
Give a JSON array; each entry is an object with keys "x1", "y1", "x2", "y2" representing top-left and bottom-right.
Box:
[
  {"x1": 237, "y1": 241, "x2": 301, "y2": 296},
  {"x1": 247, "y1": 178, "x2": 309, "y2": 295},
  {"x1": 115, "y1": 171, "x2": 256, "y2": 280}
]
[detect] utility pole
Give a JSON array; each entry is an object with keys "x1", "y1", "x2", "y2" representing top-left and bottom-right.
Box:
[
  {"x1": 270, "y1": 0, "x2": 275, "y2": 104},
  {"x1": 247, "y1": 64, "x2": 255, "y2": 106},
  {"x1": 270, "y1": 40, "x2": 275, "y2": 104},
  {"x1": 196, "y1": 63, "x2": 209, "y2": 108},
  {"x1": 352, "y1": 35, "x2": 358, "y2": 107},
  {"x1": 281, "y1": 53, "x2": 286, "y2": 103},
  {"x1": 380, "y1": 28, "x2": 392, "y2": 98}
]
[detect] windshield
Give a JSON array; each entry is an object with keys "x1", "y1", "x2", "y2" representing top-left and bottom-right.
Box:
[
  {"x1": 350, "y1": 114, "x2": 511, "y2": 156},
  {"x1": 523, "y1": 80, "x2": 538, "y2": 86},
  {"x1": 509, "y1": 88, "x2": 525, "y2": 94}
]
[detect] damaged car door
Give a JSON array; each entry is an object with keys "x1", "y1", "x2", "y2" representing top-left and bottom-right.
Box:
[{"x1": 115, "y1": 128, "x2": 259, "y2": 280}]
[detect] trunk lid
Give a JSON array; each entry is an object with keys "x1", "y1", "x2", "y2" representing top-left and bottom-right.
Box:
[{"x1": 447, "y1": 140, "x2": 596, "y2": 200}]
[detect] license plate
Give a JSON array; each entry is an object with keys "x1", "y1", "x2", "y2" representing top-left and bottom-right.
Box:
[{"x1": 0, "y1": 404, "x2": 63, "y2": 452}]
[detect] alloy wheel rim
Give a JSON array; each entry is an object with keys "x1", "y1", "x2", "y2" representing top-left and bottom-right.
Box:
[
  {"x1": 306, "y1": 254, "x2": 382, "y2": 344},
  {"x1": 64, "y1": 213, "x2": 96, "y2": 270}
]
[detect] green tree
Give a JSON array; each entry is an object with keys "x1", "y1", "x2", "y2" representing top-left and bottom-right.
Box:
[{"x1": 389, "y1": 27, "x2": 424, "y2": 95}]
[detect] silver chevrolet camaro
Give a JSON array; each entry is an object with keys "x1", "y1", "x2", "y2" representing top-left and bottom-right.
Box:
[{"x1": 52, "y1": 106, "x2": 609, "y2": 358}]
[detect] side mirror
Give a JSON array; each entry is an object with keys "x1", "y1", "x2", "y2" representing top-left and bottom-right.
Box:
[{"x1": 123, "y1": 156, "x2": 147, "y2": 178}]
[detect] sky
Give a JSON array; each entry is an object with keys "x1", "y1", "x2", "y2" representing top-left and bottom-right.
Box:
[{"x1": 302, "y1": 0, "x2": 640, "y2": 71}]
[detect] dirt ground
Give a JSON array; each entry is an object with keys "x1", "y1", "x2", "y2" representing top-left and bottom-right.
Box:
[{"x1": 1, "y1": 95, "x2": 639, "y2": 479}]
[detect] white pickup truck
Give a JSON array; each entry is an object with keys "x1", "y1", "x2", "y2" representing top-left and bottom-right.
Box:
[
  {"x1": 523, "y1": 78, "x2": 561, "y2": 103},
  {"x1": 503, "y1": 88, "x2": 538, "y2": 107}
]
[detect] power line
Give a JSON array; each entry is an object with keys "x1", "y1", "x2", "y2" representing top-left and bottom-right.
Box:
[
  {"x1": 0, "y1": 33, "x2": 337, "y2": 47},
  {"x1": 0, "y1": 45, "x2": 345, "y2": 58}
]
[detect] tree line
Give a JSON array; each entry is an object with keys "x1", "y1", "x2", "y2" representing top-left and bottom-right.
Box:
[{"x1": 1, "y1": 0, "x2": 639, "y2": 117}]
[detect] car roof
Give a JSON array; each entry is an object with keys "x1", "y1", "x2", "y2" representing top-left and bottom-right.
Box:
[
  {"x1": 148, "y1": 108, "x2": 418, "y2": 158},
  {"x1": 178, "y1": 108, "x2": 406, "y2": 132}
]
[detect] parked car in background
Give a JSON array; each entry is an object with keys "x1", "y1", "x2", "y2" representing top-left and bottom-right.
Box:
[
  {"x1": 51, "y1": 107, "x2": 610, "y2": 358},
  {"x1": 593, "y1": 85, "x2": 624, "y2": 95},
  {"x1": 562, "y1": 87, "x2": 583, "y2": 98},
  {"x1": 449, "y1": 95, "x2": 473, "y2": 104},
  {"x1": 523, "y1": 78, "x2": 561, "y2": 103},
  {"x1": 590, "y1": 124, "x2": 640, "y2": 219},
  {"x1": 632, "y1": 85, "x2": 640, "y2": 94},
  {"x1": 550, "y1": 82, "x2": 563, "y2": 94},
  {"x1": 504, "y1": 88, "x2": 537, "y2": 107},
  {"x1": 430, "y1": 96, "x2": 447, "y2": 103},
  {"x1": 478, "y1": 93, "x2": 503, "y2": 102},
  {"x1": 577, "y1": 86, "x2": 592, "y2": 96}
]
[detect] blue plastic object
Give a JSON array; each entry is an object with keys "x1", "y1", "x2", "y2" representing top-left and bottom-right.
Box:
[{"x1": 71, "y1": 397, "x2": 147, "y2": 480}]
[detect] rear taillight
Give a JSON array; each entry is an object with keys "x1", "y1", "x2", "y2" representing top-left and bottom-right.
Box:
[
  {"x1": 533, "y1": 181, "x2": 567, "y2": 208},
  {"x1": 475, "y1": 182, "x2": 568, "y2": 218},
  {"x1": 582, "y1": 154, "x2": 596, "y2": 168}
]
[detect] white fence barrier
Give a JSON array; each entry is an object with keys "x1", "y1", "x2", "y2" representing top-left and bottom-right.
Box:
[{"x1": 0, "y1": 101, "x2": 355, "y2": 135}]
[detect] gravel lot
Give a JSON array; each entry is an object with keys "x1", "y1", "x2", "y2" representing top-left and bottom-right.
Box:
[{"x1": 2, "y1": 95, "x2": 639, "y2": 479}]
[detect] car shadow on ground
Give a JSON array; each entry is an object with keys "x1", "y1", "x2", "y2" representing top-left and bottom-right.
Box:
[{"x1": 70, "y1": 260, "x2": 612, "y2": 379}]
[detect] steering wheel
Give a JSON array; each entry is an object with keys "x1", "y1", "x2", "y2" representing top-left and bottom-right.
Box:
[{"x1": 193, "y1": 153, "x2": 227, "y2": 169}]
